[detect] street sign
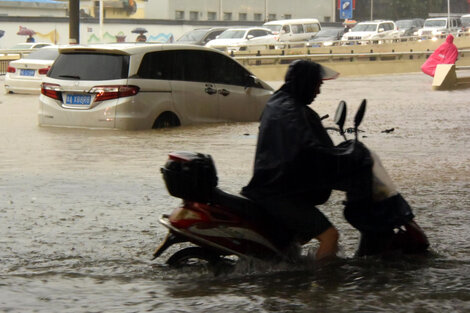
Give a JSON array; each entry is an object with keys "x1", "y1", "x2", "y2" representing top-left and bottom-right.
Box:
[{"x1": 340, "y1": 0, "x2": 353, "y2": 20}]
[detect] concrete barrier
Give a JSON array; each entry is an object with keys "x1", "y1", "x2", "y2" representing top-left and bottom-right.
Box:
[
  {"x1": 242, "y1": 49, "x2": 470, "y2": 81},
  {"x1": 432, "y1": 64, "x2": 470, "y2": 90},
  {"x1": 432, "y1": 64, "x2": 457, "y2": 90}
]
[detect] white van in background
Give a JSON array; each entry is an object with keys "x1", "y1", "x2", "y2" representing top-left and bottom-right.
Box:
[{"x1": 263, "y1": 18, "x2": 322, "y2": 42}]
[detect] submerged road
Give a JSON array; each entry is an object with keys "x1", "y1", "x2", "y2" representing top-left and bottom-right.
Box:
[{"x1": 0, "y1": 73, "x2": 469, "y2": 312}]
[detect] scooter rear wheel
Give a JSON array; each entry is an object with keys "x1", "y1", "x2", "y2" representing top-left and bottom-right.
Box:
[{"x1": 166, "y1": 247, "x2": 222, "y2": 268}]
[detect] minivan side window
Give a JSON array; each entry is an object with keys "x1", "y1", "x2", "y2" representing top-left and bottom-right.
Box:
[
  {"x1": 305, "y1": 23, "x2": 320, "y2": 33},
  {"x1": 291, "y1": 24, "x2": 304, "y2": 34},
  {"x1": 282, "y1": 25, "x2": 290, "y2": 33},
  {"x1": 172, "y1": 50, "x2": 209, "y2": 82},
  {"x1": 208, "y1": 52, "x2": 249, "y2": 86},
  {"x1": 137, "y1": 51, "x2": 173, "y2": 79}
]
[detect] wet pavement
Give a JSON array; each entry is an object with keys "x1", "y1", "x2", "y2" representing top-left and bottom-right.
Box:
[{"x1": 0, "y1": 73, "x2": 469, "y2": 312}]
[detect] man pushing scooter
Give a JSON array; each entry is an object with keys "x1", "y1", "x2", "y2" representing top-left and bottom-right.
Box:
[{"x1": 242, "y1": 60, "x2": 429, "y2": 259}]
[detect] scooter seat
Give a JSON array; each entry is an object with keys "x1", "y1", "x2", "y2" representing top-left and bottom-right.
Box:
[
  {"x1": 210, "y1": 187, "x2": 267, "y2": 222},
  {"x1": 210, "y1": 188, "x2": 291, "y2": 249}
]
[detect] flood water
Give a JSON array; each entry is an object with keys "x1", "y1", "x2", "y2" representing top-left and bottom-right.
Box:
[{"x1": 1, "y1": 73, "x2": 469, "y2": 312}]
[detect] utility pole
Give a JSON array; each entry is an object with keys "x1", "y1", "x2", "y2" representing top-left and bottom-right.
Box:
[
  {"x1": 332, "y1": 0, "x2": 336, "y2": 22},
  {"x1": 69, "y1": 0, "x2": 79, "y2": 44},
  {"x1": 265, "y1": 0, "x2": 267, "y2": 22},
  {"x1": 448, "y1": 0, "x2": 451, "y2": 20},
  {"x1": 99, "y1": 0, "x2": 104, "y2": 42},
  {"x1": 219, "y1": 0, "x2": 222, "y2": 21},
  {"x1": 370, "y1": 0, "x2": 374, "y2": 20}
]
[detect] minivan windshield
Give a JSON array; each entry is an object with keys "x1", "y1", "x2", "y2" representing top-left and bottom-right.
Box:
[
  {"x1": 48, "y1": 53, "x2": 129, "y2": 80},
  {"x1": 218, "y1": 30, "x2": 246, "y2": 39},
  {"x1": 424, "y1": 19, "x2": 447, "y2": 27},
  {"x1": 396, "y1": 20, "x2": 413, "y2": 28},
  {"x1": 352, "y1": 24, "x2": 378, "y2": 32},
  {"x1": 177, "y1": 29, "x2": 208, "y2": 42},
  {"x1": 264, "y1": 25, "x2": 282, "y2": 33}
]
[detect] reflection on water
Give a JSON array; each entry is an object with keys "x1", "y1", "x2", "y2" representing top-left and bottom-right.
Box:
[{"x1": 0, "y1": 73, "x2": 469, "y2": 312}]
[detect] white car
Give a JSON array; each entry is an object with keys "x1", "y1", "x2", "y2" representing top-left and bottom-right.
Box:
[
  {"x1": 417, "y1": 17, "x2": 461, "y2": 38},
  {"x1": 9, "y1": 42, "x2": 54, "y2": 50},
  {"x1": 4, "y1": 46, "x2": 59, "y2": 94},
  {"x1": 38, "y1": 44, "x2": 273, "y2": 130},
  {"x1": 341, "y1": 20, "x2": 399, "y2": 44},
  {"x1": 205, "y1": 27, "x2": 276, "y2": 52}
]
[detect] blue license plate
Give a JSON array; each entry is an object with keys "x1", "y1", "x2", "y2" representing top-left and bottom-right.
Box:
[
  {"x1": 65, "y1": 94, "x2": 92, "y2": 105},
  {"x1": 20, "y1": 69, "x2": 35, "y2": 76}
]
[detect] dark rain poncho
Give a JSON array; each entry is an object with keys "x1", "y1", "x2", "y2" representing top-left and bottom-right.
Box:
[{"x1": 242, "y1": 60, "x2": 369, "y2": 205}]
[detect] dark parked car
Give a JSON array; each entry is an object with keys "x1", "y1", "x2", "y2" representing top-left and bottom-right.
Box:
[
  {"x1": 396, "y1": 18, "x2": 424, "y2": 37},
  {"x1": 306, "y1": 27, "x2": 345, "y2": 47},
  {"x1": 176, "y1": 27, "x2": 229, "y2": 46}
]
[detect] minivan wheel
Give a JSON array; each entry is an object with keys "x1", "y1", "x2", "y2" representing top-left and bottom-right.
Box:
[{"x1": 153, "y1": 112, "x2": 180, "y2": 129}]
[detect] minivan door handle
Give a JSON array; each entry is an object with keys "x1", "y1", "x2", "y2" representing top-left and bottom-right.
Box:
[
  {"x1": 205, "y1": 86, "x2": 217, "y2": 95},
  {"x1": 218, "y1": 89, "x2": 230, "y2": 96}
]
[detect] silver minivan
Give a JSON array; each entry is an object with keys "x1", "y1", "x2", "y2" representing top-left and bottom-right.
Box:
[
  {"x1": 263, "y1": 19, "x2": 322, "y2": 42},
  {"x1": 38, "y1": 44, "x2": 273, "y2": 130}
]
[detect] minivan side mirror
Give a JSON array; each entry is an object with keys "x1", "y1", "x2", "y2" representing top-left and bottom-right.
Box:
[
  {"x1": 247, "y1": 35, "x2": 254, "y2": 40},
  {"x1": 245, "y1": 75, "x2": 260, "y2": 88},
  {"x1": 378, "y1": 28, "x2": 385, "y2": 33}
]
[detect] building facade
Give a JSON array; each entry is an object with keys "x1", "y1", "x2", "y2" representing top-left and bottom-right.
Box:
[
  {"x1": 0, "y1": 0, "x2": 67, "y2": 17},
  {"x1": 143, "y1": 0, "x2": 336, "y2": 22},
  {"x1": 0, "y1": 0, "x2": 336, "y2": 48},
  {"x1": 0, "y1": 0, "x2": 335, "y2": 22}
]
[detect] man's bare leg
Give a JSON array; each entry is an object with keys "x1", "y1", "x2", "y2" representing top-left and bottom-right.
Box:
[{"x1": 315, "y1": 226, "x2": 339, "y2": 260}]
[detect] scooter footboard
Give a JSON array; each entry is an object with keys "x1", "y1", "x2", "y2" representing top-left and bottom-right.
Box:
[{"x1": 156, "y1": 213, "x2": 282, "y2": 260}]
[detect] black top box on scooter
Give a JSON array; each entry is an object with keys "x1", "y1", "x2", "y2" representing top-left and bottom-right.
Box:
[{"x1": 161, "y1": 151, "x2": 218, "y2": 202}]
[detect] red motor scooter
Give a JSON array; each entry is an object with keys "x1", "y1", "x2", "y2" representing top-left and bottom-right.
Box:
[
  {"x1": 152, "y1": 100, "x2": 428, "y2": 269},
  {"x1": 152, "y1": 149, "x2": 292, "y2": 268}
]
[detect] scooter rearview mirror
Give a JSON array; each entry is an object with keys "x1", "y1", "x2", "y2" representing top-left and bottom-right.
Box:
[
  {"x1": 334, "y1": 100, "x2": 347, "y2": 140},
  {"x1": 334, "y1": 100, "x2": 347, "y2": 129},
  {"x1": 354, "y1": 99, "x2": 367, "y2": 128},
  {"x1": 354, "y1": 99, "x2": 367, "y2": 140}
]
